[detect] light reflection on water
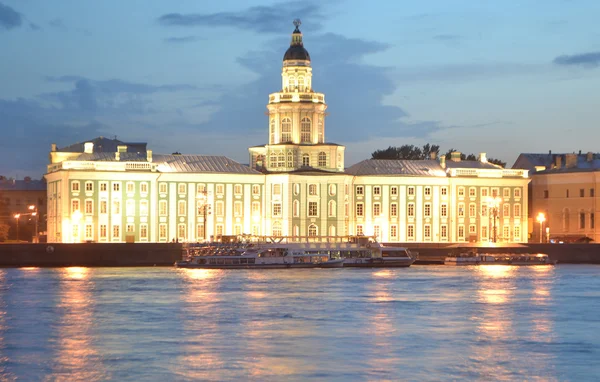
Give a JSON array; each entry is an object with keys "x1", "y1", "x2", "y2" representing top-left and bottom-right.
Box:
[{"x1": 0, "y1": 265, "x2": 598, "y2": 381}]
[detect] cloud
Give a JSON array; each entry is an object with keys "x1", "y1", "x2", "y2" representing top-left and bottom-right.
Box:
[
  {"x1": 0, "y1": 2, "x2": 22, "y2": 30},
  {"x1": 164, "y1": 35, "x2": 200, "y2": 44},
  {"x1": 157, "y1": 1, "x2": 326, "y2": 33},
  {"x1": 433, "y1": 34, "x2": 461, "y2": 43},
  {"x1": 553, "y1": 51, "x2": 600, "y2": 68}
]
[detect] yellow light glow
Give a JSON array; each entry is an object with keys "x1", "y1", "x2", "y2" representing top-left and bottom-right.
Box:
[
  {"x1": 477, "y1": 264, "x2": 516, "y2": 279},
  {"x1": 181, "y1": 268, "x2": 220, "y2": 281},
  {"x1": 64, "y1": 267, "x2": 89, "y2": 280},
  {"x1": 536, "y1": 212, "x2": 546, "y2": 224}
]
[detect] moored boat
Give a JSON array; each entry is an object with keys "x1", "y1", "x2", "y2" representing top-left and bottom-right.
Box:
[{"x1": 444, "y1": 246, "x2": 556, "y2": 266}]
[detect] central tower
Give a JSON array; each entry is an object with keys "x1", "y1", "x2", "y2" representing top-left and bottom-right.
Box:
[{"x1": 249, "y1": 20, "x2": 345, "y2": 172}]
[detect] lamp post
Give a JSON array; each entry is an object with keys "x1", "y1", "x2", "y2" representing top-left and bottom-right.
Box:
[
  {"x1": 536, "y1": 212, "x2": 546, "y2": 243},
  {"x1": 29, "y1": 205, "x2": 38, "y2": 243},
  {"x1": 198, "y1": 190, "x2": 211, "y2": 242},
  {"x1": 487, "y1": 197, "x2": 502, "y2": 243},
  {"x1": 14, "y1": 213, "x2": 20, "y2": 242}
]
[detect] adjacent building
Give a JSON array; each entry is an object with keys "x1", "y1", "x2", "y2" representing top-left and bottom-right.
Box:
[
  {"x1": 0, "y1": 176, "x2": 46, "y2": 241},
  {"x1": 44, "y1": 22, "x2": 530, "y2": 244}
]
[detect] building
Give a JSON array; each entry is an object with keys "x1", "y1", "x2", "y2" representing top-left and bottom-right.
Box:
[
  {"x1": 44, "y1": 21, "x2": 530, "y2": 244},
  {"x1": 0, "y1": 176, "x2": 46, "y2": 241},
  {"x1": 513, "y1": 152, "x2": 600, "y2": 243}
]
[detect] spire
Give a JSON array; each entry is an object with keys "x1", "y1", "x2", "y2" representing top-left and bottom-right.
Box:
[
  {"x1": 283, "y1": 19, "x2": 310, "y2": 62},
  {"x1": 291, "y1": 19, "x2": 303, "y2": 45}
]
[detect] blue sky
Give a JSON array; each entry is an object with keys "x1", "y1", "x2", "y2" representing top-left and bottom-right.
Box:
[{"x1": 1, "y1": 0, "x2": 599, "y2": 178}]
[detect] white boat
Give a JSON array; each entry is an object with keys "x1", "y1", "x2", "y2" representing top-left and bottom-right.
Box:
[{"x1": 444, "y1": 245, "x2": 556, "y2": 266}]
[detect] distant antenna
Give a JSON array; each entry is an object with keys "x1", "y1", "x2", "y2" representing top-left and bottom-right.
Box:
[{"x1": 293, "y1": 19, "x2": 301, "y2": 29}]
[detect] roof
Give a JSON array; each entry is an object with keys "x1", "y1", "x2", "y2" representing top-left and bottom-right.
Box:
[
  {"x1": 445, "y1": 160, "x2": 502, "y2": 170},
  {"x1": 514, "y1": 153, "x2": 600, "y2": 174},
  {"x1": 58, "y1": 136, "x2": 147, "y2": 153},
  {"x1": 345, "y1": 159, "x2": 447, "y2": 177},
  {"x1": 0, "y1": 179, "x2": 46, "y2": 191},
  {"x1": 74, "y1": 152, "x2": 148, "y2": 162},
  {"x1": 153, "y1": 154, "x2": 261, "y2": 174}
]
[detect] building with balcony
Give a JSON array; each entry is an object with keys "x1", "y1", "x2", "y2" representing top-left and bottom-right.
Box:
[{"x1": 44, "y1": 22, "x2": 530, "y2": 244}]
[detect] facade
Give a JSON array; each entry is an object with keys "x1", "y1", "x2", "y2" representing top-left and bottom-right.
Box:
[
  {"x1": 44, "y1": 22, "x2": 530, "y2": 244},
  {"x1": 513, "y1": 152, "x2": 600, "y2": 242},
  {"x1": 0, "y1": 176, "x2": 46, "y2": 241}
]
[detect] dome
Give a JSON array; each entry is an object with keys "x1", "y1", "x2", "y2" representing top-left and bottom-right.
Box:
[{"x1": 283, "y1": 45, "x2": 311, "y2": 61}]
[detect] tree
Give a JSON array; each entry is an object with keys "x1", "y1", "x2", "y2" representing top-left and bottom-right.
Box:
[{"x1": 372, "y1": 144, "x2": 506, "y2": 167}]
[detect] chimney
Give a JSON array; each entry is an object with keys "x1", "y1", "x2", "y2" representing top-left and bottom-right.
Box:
[
  {"x1": 440, "y1": 156, "x2": 446, "y2": 169},
  {"x1": 51, "y1": 143, "x2": 57, "y2": 152},
  {"x1": 429, "y1": 152, "x2": 437, "y2": 160},
  {"x1": 115, "y1": 151, "x2": 120, "y2": 161},
  {"x1": 587, "y1": 152, "x2": 594, "y2": 162},
  {"x1": 117, "y1": 145, "x2": 127, "y2": 153},
  {"x1": 555, "y1": 155, "x2": 562, "y2": 169},
  {"x1": 84, "y1": 142, "x2": 94, "y2": 154},
  {"x1": 147, "y1": 149, "x2": 153, "y2": 163},
  {"x1": 479, "y1": 152, "x2": 487, "y2": 163},
  {"x1": 565, "y1": 153, "x2": 577, "y2": 168},
  {"x1": 450, "y1": 151, "x2": 461, "y2": 162}
]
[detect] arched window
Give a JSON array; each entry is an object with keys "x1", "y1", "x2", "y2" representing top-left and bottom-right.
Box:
[
  {"x1": 308, "y1": 224, "x2": 318, "y2": 237},
  {"x1": 329, "y1": 225, "x2": 336, "y2": 237},
  {"x1": 288, "y1": 76, "x2": 295, "y2": 90},
  {"x1": 318, "y1": 152, "x2": 327, "y2": 167},
  {"x1": 270, "y1": 119, "x2": 276, "y2": 143},
  {"x1": 302, "y1": 154, "x2": 310, "y2": 166},
  {"x1": 293, "y1": 200, "x2": 300, "y2": 217},
  {"x1": 287, "y1": 151, "x2": 294, "y2": 168},
  {"x1": 277, "y1": 151, "x2": 285, "y2": 167},
  {"x1": 298, "y1": 76, "x2": 305, "y2": 91},
  {"x1": 269, "y1": 152, "x2": 277, "y2": 168},
  {"x1": 301, "y1": 117, "x2": 311, "y2": 143},
  {"x1": 272, "y1": 221, "x2": 282, "y2": 237},
  {"x1": 328, "y1": 200, "x2": 336, "y2": 217},
  {"x1": 318, "y1": 116, "x2": 324, "y2": 143},
  {"x1": 281, "y1": 118, "x2": 292, "y2": 143}
]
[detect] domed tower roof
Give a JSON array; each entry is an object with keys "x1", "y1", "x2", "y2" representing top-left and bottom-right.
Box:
[{"x1": 283, "y1": 19, "x2": 310, "y2": 62}]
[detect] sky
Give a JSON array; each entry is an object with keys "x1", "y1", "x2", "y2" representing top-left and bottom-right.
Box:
[{"x1": 1, "y1": 0, "x2": 600, "y2": 178}]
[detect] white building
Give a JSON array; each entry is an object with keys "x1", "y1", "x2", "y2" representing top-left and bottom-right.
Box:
[{"x1": 45, "y1": 22, "x2": 530, "y2": 244}]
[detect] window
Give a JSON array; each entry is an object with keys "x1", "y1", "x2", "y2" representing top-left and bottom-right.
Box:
[
  {"x1": 178, "y1": 224, "x2": 186, "y2": 240},
  {"x1": 424, "y1": 203, "x2": 431, "y2": 217},
  {"x1": 140, "y1": 183, "x2": 148, "y2": 194},
  {"x1": 407, "y1": 225, "x2": 415, "y2": 239},
  {"x1": 71, "y1": 199, "x2": 80, "y2": 213},
  {"x1": 100, "y1": 182, "x2": 108, "y2": 192},
  {"x1": 390, "y1": 203, "x2": 398, "y2": 217},
  {"x1": 390, "y1": 225, "x2": 398, "y2": 239},
  {"x1": 126, "y1": 224, "x2": 134, "y2": 233},
  {"x1": 458, "y1": 187, "x2": 465, "y2": 197},
  {"x1": 234, "y1": 184, "x2": 242, "y2": 195},
  {"x1": 458, "y1": 225, "x2": 465, "y2": 239},
  {"x1": 591, "y1": 188, "x2": 595, "y2": 197},
  {"x1": 391, "y1": 186, "x2": 398, "y2": 196},
  {"x1": 503, "y1": 226, "x2": 509, "y2": 240},
  {"x1": 287, "y1": 151, "x2": 293, "y2": 168},
  {"x1": 272, "y1": 203, "x2": 282, "y2": 217},
  {"x1": 514, "y1": 226, "x2": 521, "y2": 241},
  {"x1": 140, "y1": 224, "x2": 148, "y2": 240},
  {"x1": 100, "y1": 200, "x2": 107, "y2": 214},
  {"x1": 328, "y1": 201, "x2": 336, "y2": 217},
  {"x1": 252, "y1": 201, "x2": 261, "y2": 215},
  {"x1": 373, "y1": 203, "x2": 381, "y2": 216},
  {"x1": 591, "y1": 213, "x2": 595, "y2": 229},
  {"x1": 481, "y1": 188, "x2": 488, "y2": 197},
  {"x1": 126, "y1": 200, "x2": 135, "y2": 216},
  {"x1": 566, "y1": 189, "x2": 570, "y2": 198},
  {"x1": 356, "y1": 186, "x2": 364, "y2": 196},
  {"x1": 503, "y1": 204, "x2": 510, "y2": 217},
  {"x1": 470, "y1": 225, "x2": 477, "y2": 234},
  {"x1": 441, "y1": 225, "x2": 448, "y2": 239},
  {"x1": 492, "y1": 188, "x2": 499, "y2": 198},
  {"x1": 580, "y1": 189, "x2": 585, "y2": 198},
  {"x1": 514, "y1": 188, "x2": 521, "y2": 198},
  {"x1": 308, "y1": 224, "x2": 318, "y2": 237},
  {"x1": 318, "y1": 152, "x2": 327, "y2": 167},
  {"x1": 308, "y1": 201, "x2": 318, "y2": 217},
  {"x1": 503, "y1": 188, "x2": 510, "y2": 198},
  {"x1": 469, "y1": 187, "x2": 476, "y2": 197},
  {"x1": 356, "y1": 225, "x2": 364, "y2": 236},
  {"x1": 127, "y1": 182, "x2": 135, "y2": 193},
  {"x1": 159, "y1": 224, "x2": 167, "y2": 240},
  {"x1": 100, "y1": 224, "x2": 107, "y2": 239},
  {"x1": 458, "y1": 203, "x2": 465, "y2": 217},
  {"x1": 424, "y1": 225, "x2": 431, "y2": 239},
  {"x1": 481, "y1": 226, "x2": 488, "y2": 240},
  {"x1": 216, "y1": 201, "x2": 224, "y2": 216},
  {"x1": 158, "y1": 200, "x2": 167, "y2": 216},
  {"x1": 356, "y1": 203, "x2": 364, "y2": 217},
  {"x1": 272, "y1": 222, "x2": 282, "y2": 237},
  {"x1": 408, "y1": 187, "x2": 415, "y2": 196},
  {"x1": 112, "y1": 225, "x2": 120, "y2": 239},
  {"x1": 140, "y1": 200, "x2": 148, "y2": 216},
  {"x1": 441, "y1": 203, "x2": 447, "y2": 217},
  {"x1": 85, "y1": 200, "x2": 93, "y2": 215},
  {"x1": 407, "y1": 203, "x2": 415, "y2": 217},
  {"x1": 113, "y1": 182, "x2": 120, "y2": 192},
  {"x1": 580, "y1": 211, "x2": 586, "y2": 229},
  {"x1": 216, "y1": 224, "x2": 223, "y2": 237},
  {"x1": 196, "y1": 224, "x2": 205, "y2": 240},
  {"x1": 309, "y1": 184, "x2": 318, "y2": 196},
  {"x1": 85, "y1": 225, "x2": 93, "y2": 240},
  {"x1": 178, "y1": 183, "x2": 186, "y2": 194},
  {"x1": 301, "y1": 117, "x2": 311, "y2": 143},
  {"x1": 112, "y1": 200, "x2": 120, "y2": 215},
  {"x1": 441, "y1": 187, "x2": 447, "y2": 196},
  {"x1": 159, "y1": 183, "x2": 167, "y2": 194},
  {"x1": 302, "y1": 154, "x2": 310, "y2": 166},
  {"x1": 281, "y1": 118, "x2": 292, "y2": 142},
  {"x1": 469, "y1": 203, "x2": 476, "y2": 217},
  {"x1": 481, "y1": 204, "x2": 488, "y2": 217},
  {"x1": 513, "y1": 204, "x2": 521, "y2": 217},
  {"x1": 85, "y1": 182, "x2": 93, "y2": 192},
  {"x1": 374, "y1": 225, "x2": 380, "y2": 240},
  {"x1": 71, "y1": 181, "x2": 80, "y2": 192},
  {"x1": 424, "y1": 187, "x2": 431, "y2": 196},
  {"x1": 178, "y1": 200, "x2": 186, "y2": 216},
  {"x1": 328, "y1": 184, "x2": 336, "y2": 196},
  {"x1": 544, "y1": 190, "x2": 549, "y2": 199},
  {"x1": 373, "y1": 186, "x2": 381, "y2": 196},
  {"x1": 216, "y1": 184, "x2": 224, "y2": 195},
  {"x1": 252, "y1": 185, "x2": 260, "y2": 195}
]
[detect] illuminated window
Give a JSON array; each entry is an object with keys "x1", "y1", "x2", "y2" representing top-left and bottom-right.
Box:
[
  {"x1": 85, "y1": 181, "x2": 93, "y2": 192},
  {"x1": 356, "y1": 225, "x2": 364, "y2": 236},
  {"x1": 458, "y1": 187, "x2": 465, "y2": 197},
  {"x1": 272, "y1": 203, "x2": 282, "y2": 217},
  {"x1": 252, "y1": 185, "x2": 260, "y2": 195},
  {"x1": 140, "y1": 183, "x2": 148, "y2": 194},
  {"x1": 140, "y1": 200, "x2": 148, "y2": 216},
  {"x1": 308, "y1": 224, "x2": 318, "y2": 237},
  {"x1": 458, "y1": 225, "x2": 465, "y2": 239},
  {"x1": 126, "y1": 224, "x2": 134, "y2": 233},
  {"x1": 100, "y1": 182, "x2": 108, "y2": 192},
  {"x1": 112, "y1": 225, "x2": 120, "y2": 239},
  {"x1": 503, "y1": 225, "x2": 509, "y2": 239},
  {"x1": 298, "y1": 76, "x2": 305, "y2": 91},
  {"x1": 356, "y1": 186, "x2": 364, "y2": 195},
  {"x1": 140, "y1": 224, "x2": 148, "y2": 240},
  {"x1": 482, "y1": 226, "x2": 488, "y2": 239},
  {"x1": 308, "y1": 201, "x2": 318, "y2": 217},
  {"x1": 178, "y1": 183, "x2": 186, "y2": 194},
  {"x1": 408, "y1": 186, "x2": 415, "y2": 196},
  {"x1": 441, "y1": 203, "x2": 447, "y2": 217},
  {"x1": 216, "y1": 201, "x2": 224, "y2": 216},
  {"x1": 492, "y1": 188, "x2": 499, "y2": 198},
  {"x1": 252, "y1": 225, "x2": 260, "y2": 236},
  {"x1": 458, "y1": 203, "x2": 465, "y2": 217},
  {"x1": 470, "y1": 225, "x2": 477, "y2": 234},
  {"x1": 71, "y1": 199, "x2": 80, "y2": 213},
  {"x1": 469, "y1": 187, "x2": 476, "y2": 197},
  {"x1": 390, "y1": 203, "x2": 398, "y2": 217},
  {"x1": 196, "y1": 224, "x2": 205, "y2": 240},
  {"x1": 178, "y1": 200, "x2": 186, "y2": 216},
  {"x1": 85, "y1": 224, "x2": 93, "y2": 240},
  {"x1": 424, "y1": 203, "x2": 431, "y2": 217},
  {"x1": 112, "y1": 200, "x2": 120, "y2": 215},
  {"x1": 373, "y1": 203, "x2": 381, "y2": 216},
  {"x1": 287, "y1": 151, "x2": 293, "y2": 167},
  {"x1": 503, "y1": 204, "x2": 510, "y2": 217},
  {"x1": 481, "y1": 204, "x2": 488, "y2": 217},
  {"x1": 514, "y1": 226, "x2": 521, "y2": 240},
  {"x1": 85, "y1": 199, "x2": 93, "y2": 215},
  {"x1": 503, "y1": 188, "x2": 510, "y2": 198},
  {"x1": 234, "y1": 184, "x2": 242, "y2": 195},
  {"x1": 178, "y1": 224, "x2": 186, "y2": 241},
  {"x1": 356, "y1": 203, "x2": 364, "y2": 217},
  {"x1": 232, "y1": 201, "x2": 241, "y2": 216},
  {"x1": 391, "y1": 186, "x2": 398, "y2": 196},
  {"x1": 308, "y1": 184, "x2": 318, "y2": 196},
  {"x1": 159, "y1": 224, "x2": 167, "y2": 240},
  {"x1": 159, "y1": 200, "x2": 167, "y2": 216},
  {"x1": 270, "y1": 119, "x2": 276, "y2": 143},
  {"x1": 277, "y1": 152, "x2": 285, "y2": 168},
  {"x1": 407, "y1": 203, "x2": 415, "y2": 217},
  {"x1": 300, "y1": 117, "x2": 311, "y2": 143},
  {"x1": 234, "y1": 225, "x2": 242, "y2": 236},
  {"x1": 273, "y1": 184, "x2": 281, "y2": 195},
  {"x1": 127, "y1": 182, "x2": 134, "y2": 193},
  {"x1": 328, "y1": 184, "x2": 336, "y2": 196},
  {"x1": 281, "y1": 118, "x2": 292, "y2": 142},
  {"x1": 293, "y1": 200, "x2": 300, "y2": 217},
  {"x1": 216, "y1": 184, "x2": 224, "y2": 195},
  {"x1": 216, "y1": 224, "x2": 223, "y2": 238},
  {"x1": 514, "y1": 204, "x2": 521, "y2": 217},
  {"x1": 252, "y1": 201, "x2": 261, "y2": 215},
  {"x1": 100, "y1": 200, "x2": 107, "y2": 214},
  {"x1": 373, "y1": 186, "x2": 381, "y2": 196},
  {"x1": 390, "y1": 225, "x2": 398, "y2": 239},
  {"x1": 481, "y1": 188, "x2": 489, "y2": 197},
  {"x1": 272, "y1": 221, "x2": 282, "y2": 237},
  {"x1": 469, "y1": 203, "x2": 476, "y2": 217},
  {"x1": 71, "y1": 181, "x2": 80, "y2": 192},
  {"x1": 159, "y1": 182, "x2": 167, "y2": 194},
  {"x1": 100, "y1": 224, "x2": 107, "y2": 239},
  {"x1": 374, "y1": 225, "x2": 380, "y2": 240}
]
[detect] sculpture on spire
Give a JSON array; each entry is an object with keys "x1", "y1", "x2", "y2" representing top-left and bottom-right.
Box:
[{"x1": 293, "y1": 19, "x2": 301, "y2": 31}]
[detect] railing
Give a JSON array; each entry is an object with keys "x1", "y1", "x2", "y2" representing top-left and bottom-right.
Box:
[
  {"x1": 48, "y1": 160, "x2": 154, "y2": 172},
  {"x1": 449, "y1": 168, "x2": 528, "y2": 178},
  {"x1": 269, "y1": 92, "x2": 325, "y2": 104}
]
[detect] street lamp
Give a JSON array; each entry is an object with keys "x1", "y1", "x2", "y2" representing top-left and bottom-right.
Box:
[
  {"x1": 487, "y1": 197, "x2": 502, "y2": 243},
  {"x1": 197, "y1": 190, "x2": 211, "y2": 242},
  {"x1": 14, "y1": 213, "x2": 20, "y2": 242},
  {"x1": 29, "y1": 205, "x2": 39, "y2": 243},
  {"x1": 536, "y1": 212, "x2": 546, "y2": 243}
]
